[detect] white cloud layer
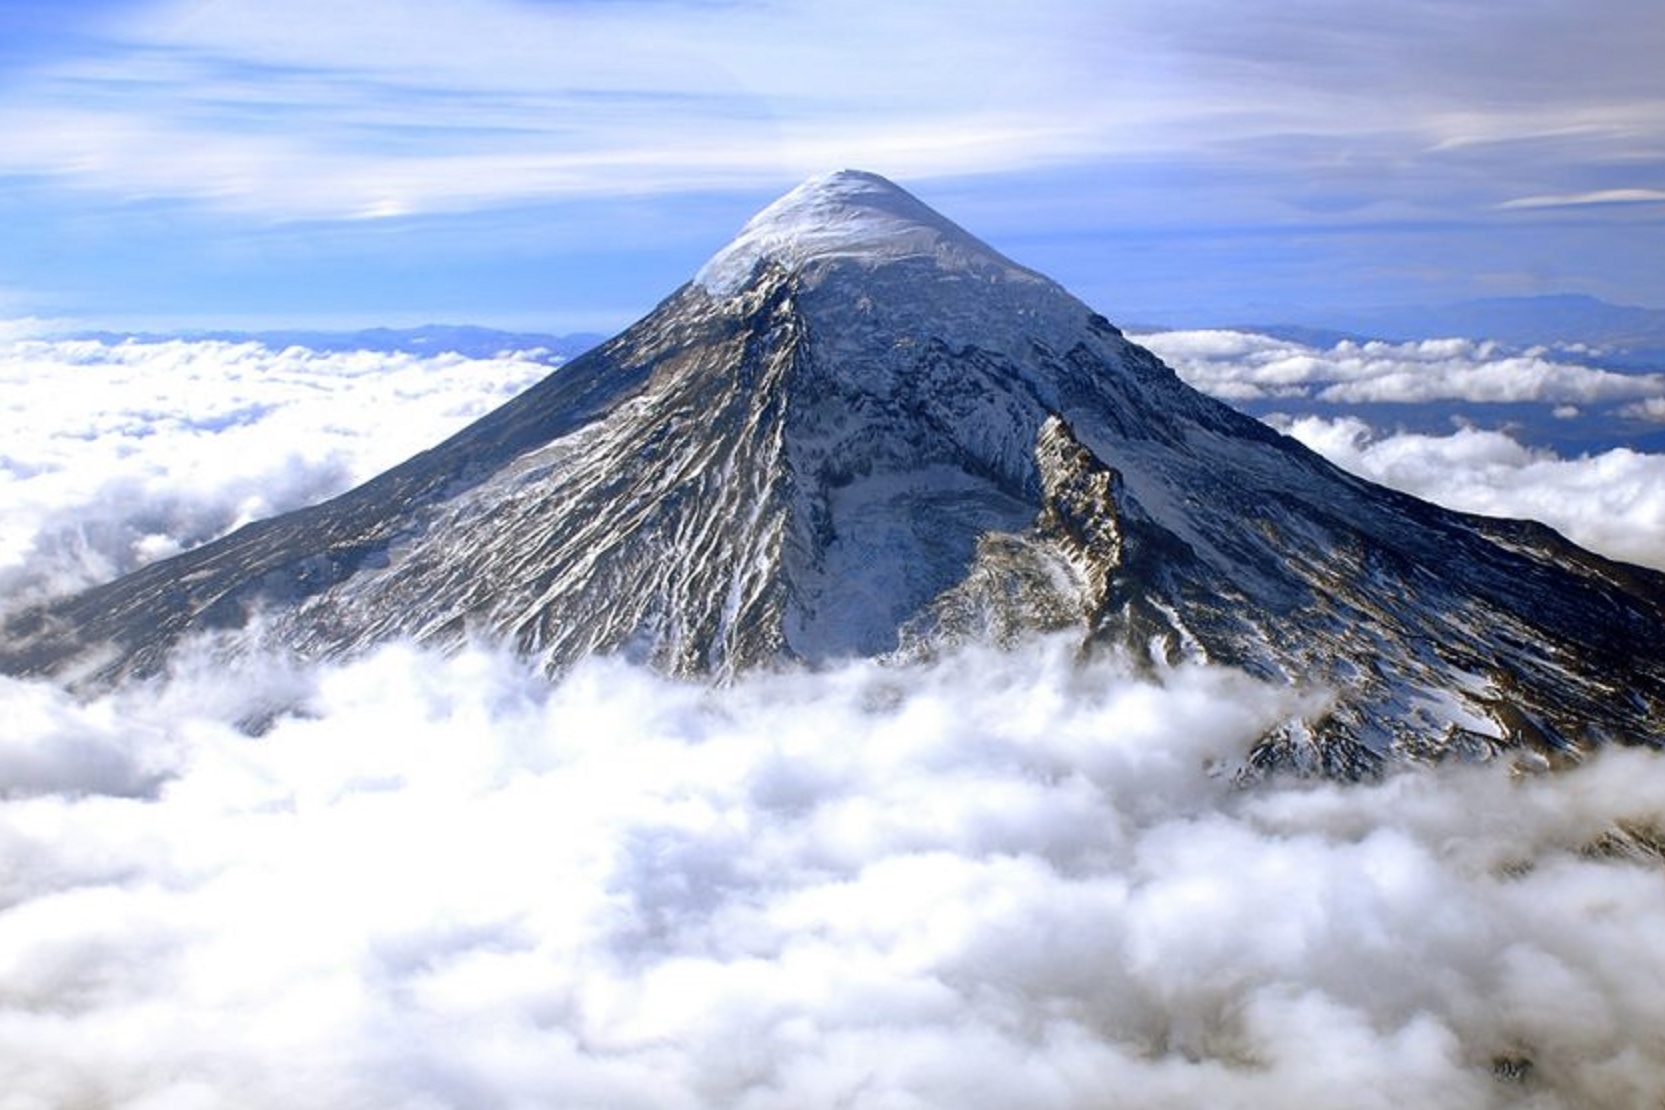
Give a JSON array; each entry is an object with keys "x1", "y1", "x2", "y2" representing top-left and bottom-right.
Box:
[
  {"x1": 0, "y1": 336, "x2": 551, "y2": 610},
  {"x1": 6, "y1": 333, "x2": 1665, "y2": 1104},
  {"x1": 1272, "y1": 416, "x2": 1665, "y2": 572},
  {"x1": 1137, "y1": 329, "x2": 1665, "y2": 406},
  {"x1": 2, "y1": 638, "x2": 1665, "y2": 1107},
  {"x1": 1131, "y1": 328, "x2": 1665, "y2": 570}
]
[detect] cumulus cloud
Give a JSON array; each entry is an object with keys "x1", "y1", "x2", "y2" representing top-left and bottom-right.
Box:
[
  {"x1": 0, "y1": 638, "x2": 1664, "y2": 1107},
  {"x1": 1134, "y1": 328, "x2": 1665, "y2": 570},
  {"x1": 1137, "y1": 329, "x2": 1665, "y2": 406},
  {"x1": 0, "y1": 335, "x2": 551, "y2": 610},
  {"x1": 1274, "y1": 415, "x2": 1665, "y2": 571},
  {"x1": 1622, "y1": 396, "x2": 1665, "y2": 423}
]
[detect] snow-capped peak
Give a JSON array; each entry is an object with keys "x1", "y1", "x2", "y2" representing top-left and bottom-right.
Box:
[
  {"x1": 10, "y1": 168, "x2": 1664, "y2": 778},
  {"x1": 694, "y1": 169, "x2": 1041, "y2": 295}
]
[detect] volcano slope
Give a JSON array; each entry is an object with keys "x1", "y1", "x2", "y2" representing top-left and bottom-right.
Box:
[{"x1": 4, "y1": 170, "x2": 1662, "y2": 776}]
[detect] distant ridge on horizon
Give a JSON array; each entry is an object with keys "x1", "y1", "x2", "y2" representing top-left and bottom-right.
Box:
[
  {"x1": 63, "y1": 323, "x2": 607, "y2": 362},
  {"x1": 54, "y1": 292, "x2": 1665, "y2": 369},
  {"x1": 1245, "y1": 293, "x2": 1665, "y2": 361}
]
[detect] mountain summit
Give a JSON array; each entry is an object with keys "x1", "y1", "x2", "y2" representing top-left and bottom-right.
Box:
[
  {"x1": 5, "y1": 170, "x2": 1663, "y2": 774},
  {"x1": 694, "y1": 169, "x2": 1038, "y2": 293}
]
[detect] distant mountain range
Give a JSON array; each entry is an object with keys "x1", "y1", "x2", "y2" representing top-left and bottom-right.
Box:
[
  {"x1": 67, "y1": 297, "x2": 1665, "y2": 376},
  {"x1": 1243, "y1": 294, "x2": 1665, "y2": 371}
]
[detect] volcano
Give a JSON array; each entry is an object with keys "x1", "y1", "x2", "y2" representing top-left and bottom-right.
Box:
[{"x1": 5, "y1": 170, "x2": 1663, "y2": 774}]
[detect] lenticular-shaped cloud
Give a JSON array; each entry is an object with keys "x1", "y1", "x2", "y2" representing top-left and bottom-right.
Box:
[
  {"x1": 1, "y1": 638, "x2": 1664, "y2": 1107},
  {"x1": 0, "y1": 336, "x2": 551, "y2": 610},
  {"x1": 1138, "y1": 329, "x2": 1665, "y2": 406},
  {"x1": 1276, "y1": 415, "x2": 1665, "y2": 571}
]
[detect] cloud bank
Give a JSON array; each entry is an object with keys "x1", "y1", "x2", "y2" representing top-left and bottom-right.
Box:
[
  {"x1": 1133, "y1": 328, "x2": 1665, "y2": 570},
  {"x1": 5, "y1": 332, "x2": 1665, "y2": 1106},
  {"x1": 1137, "y1": 329, "x2": 1665, "y2": 407},
  {"x1": 0, "y1": 336, "x2": 551, "y2": 610},
  {"x1": 1273, "y1": 416, "x2": 1665, "y2": 572},
  {"x1": 3, "y1": 639, "x2": 1665, "y2": 1107}
]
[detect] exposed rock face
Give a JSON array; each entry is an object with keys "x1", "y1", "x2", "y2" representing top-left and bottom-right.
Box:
[
  {"x1": 1036, "y1": 416, "x2": 1124, "y2": 614},
  {"x1": 4, "y1": 170, "x2": 1663, "y2": 775}
]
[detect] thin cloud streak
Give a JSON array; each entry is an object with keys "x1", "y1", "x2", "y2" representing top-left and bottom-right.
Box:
[
  {"x1": 0, "y1": 0, "x2": 1130, "y2": 217},
  {"x1": 1500, "y1": 189, "x2": 1665, "y2": 210}
]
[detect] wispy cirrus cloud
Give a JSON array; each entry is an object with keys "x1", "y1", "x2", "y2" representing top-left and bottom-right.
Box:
[
  {"x1": 1, "y1": 0, "x2": 1661, "y2": 225},
  {"x1": 1501, "y1": 189, "x2": 1665, "y2": 210},
  {"x1": 0, "y1": 0, "x2": 1662, "y2": 324},
  {"x1": 0, "y1": 0, "x2": 1135, "y2": 219}
]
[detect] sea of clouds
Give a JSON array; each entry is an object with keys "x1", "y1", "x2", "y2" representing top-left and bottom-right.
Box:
[
  {"x1": 3, "y1": 331, "x2": 1665, "y2": 1107},
  {"x1": 1136, "y1": 330, "x2": 1665, "y2": 409},
  {"x1": 1141, "y1": 329, "x2": 1665, "y2": 572},
  {"x1": 0, "y1": 335, "x2": 552, "y2": 613}
]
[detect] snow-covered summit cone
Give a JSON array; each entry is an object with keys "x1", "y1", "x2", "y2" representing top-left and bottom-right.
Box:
[
  {"x1": 696, "y1": 168, "x2": 1044, "y2": 292},
  {"x1": 4, "y1": 170, "x2": 1663, "y2": 775},
  {"x1": 700, "y1": 169, "x2": 1100, "y2": 360}
]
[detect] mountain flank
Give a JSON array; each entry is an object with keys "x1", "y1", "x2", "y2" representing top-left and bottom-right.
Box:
[{"x1": 5, "y1": 170, "x2": 1662, "y2": 776}]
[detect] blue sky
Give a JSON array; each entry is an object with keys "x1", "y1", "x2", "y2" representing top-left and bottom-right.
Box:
[{"x1": 2, "y1": 0, "x2": 1663, "y2": 332}]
